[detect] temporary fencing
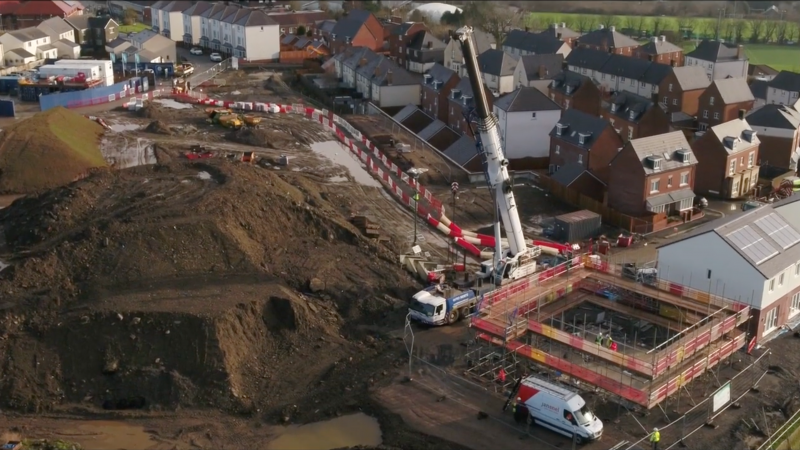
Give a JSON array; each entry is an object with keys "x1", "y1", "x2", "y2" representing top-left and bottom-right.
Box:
[
  {"x1": 38, "y1": 76, "x2": 153, "y2": 110},
  {"x1": 757, "y1": 407, "x2": 800, "y2": 450}
]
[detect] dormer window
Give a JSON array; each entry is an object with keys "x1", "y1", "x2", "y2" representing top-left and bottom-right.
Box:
[
  {"x1": 555, "y1": 123, "x2": 566, "y2": 136},
  {"x1": 629, "y1": 110, "x2": 636, "y2": 120},
  {"x1": 742, "y1": 129, "x2": 756, "y2": 143},
  {"x1": 565, "y1": 85, "x2": 573, "y2": 94},
  {"x1": 578, "y1": 132, "x2": 588, "y2": 145},
  {"x1": 676, "y1": 149, "x2": 691, "y2": 163},
  {"x1": 723, "y1": 136, "x2": 735, "y2": 149},
  {"x1": 647, "y1": 155, "x2": 663, "y2": 170},
  {"x1": 332, "y1": 33, "x2": 337, "y2": 40},
  {"x1": 611, "y1": 104, "x2": 618, "y2": 112}
]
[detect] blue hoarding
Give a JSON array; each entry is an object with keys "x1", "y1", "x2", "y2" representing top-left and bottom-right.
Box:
[
  {"x1": 38, "y1": 76, "x2": 149, "y2": 111},
  {"x1": 113, "y1": 62, "x2": 175, "y2": 78},
  {"x1": 0, "y1": 100, "x2": 15, "y2": 117}
]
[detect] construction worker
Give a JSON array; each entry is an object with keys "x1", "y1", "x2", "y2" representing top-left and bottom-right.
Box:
[
  {"x1": 606, "y1": 334, "x2": 614, "y2": 349},
  {"x1": 595, "y1": 333, "x2": 603, "y2": 345},
  {"x1": 650, "y1": 427, "x2": 660, "y2": 450},
  {"x1": 497, "y1": 368, "x2": 506, "y2": 384},
  {"x1": 610, "y1": 341, "x2": 618, "y2": 352},
  {"x1": 513, "y1": 397, "x2": 526, "y2": 423}
]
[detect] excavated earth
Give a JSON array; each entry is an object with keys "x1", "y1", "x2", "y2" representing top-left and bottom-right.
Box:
[{"x1": 0, "y1": 160, "x2": 468, "y2": 450}]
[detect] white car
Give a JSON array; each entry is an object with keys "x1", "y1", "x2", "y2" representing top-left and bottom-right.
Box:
[
  {"x1": 189, "y1": 47, "x2": 203, "y2": 55},
  {"x1": 209, "y1": 53, "x2": 222, "y2": 62}
]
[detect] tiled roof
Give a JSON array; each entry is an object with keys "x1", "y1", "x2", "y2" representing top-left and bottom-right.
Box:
[
  {"x1": 476, "y1": 49, "x2": 519, "y2": 77},
  {"x1": 422, "y1": 63, "x2": 458, "y2": 92},
  {"x1": 407, "y1": 30, "x2": 445, "y2": 51},
  {"x1": 768, "y1": 71, "x2": 800, "y2": 93},
  {"x1": 37, "y1": 16, "x2": 74, "y2": 35},
  {"x1": 708, "y1": 118, "x2": 760, "y2": 154},
  {"x1": 639, "y1": 37, "x2": 682, "y2": 55},
  {"x1": 443, "y1": 134, "x2": 479, "y2": 166},
  {"x1": 64, "y1": 15, "x2": 89, "y2": 29},
  {"x1": 750, "y1": 80, "x2": 768, "y2": 100},
  {"x1": 565, "y1": 47, "x2": 611, "y2": 72},
  {"x1": 12, "y1": 0, "x2": 82, "y2": 16},
  {"x1": 494, "y1": 86, "x2": 560, "y2": 112},
  {"x1": 7, "y1": 48, "x2": 34, "y2": 58},
  {"x1": 267, "y1": 10, "x2": 330, "y2": 26},
  {"x1": 539, "y1": 23, "x2": 581, "y2": 40},
  {"x1": 153, "y1": 0, "x2": 192, "y2": 13},
  {"x1": 182, "y1": 1, "x2": 214, "y2": 17},
  {"x1": 550, "y1": 109, "x2": 611, "y2": 150},
  {"x1": 627, "y1": 131, "x2": 697, "y2": 173},
  {"x1": 503, "y1": 29, "x2": 565, "y2": 55},
  {"x1": 549, "y1": 70, "x2": 593, "y2": 96},
  {"x1": 8, "y1": 27, "x2": 49, "y2": 42},
  {"x1": 518, "y1": 54, "x2": 563, "y2": 81},
  {"x1": 577, "y1": 27, "x2": 640, "y2": 49},
  {"x1": 606, "y1": 91, "x2": 656, "y2": 123},
  {"x1": 671, "y1": 66, "x2": 711, "y2": 91},
  {"x1": 686, "y1": 39, "x2": 746, "y2": 62},
  {"x1": 746, "y1": 104, "x2": 800, "y2": 130},
  {"x1": 748, "y1": 64, "x2": 779, "y2": 77},
  {"x1": 712, "y1": 78, "x2": 755, "y2": 104}
]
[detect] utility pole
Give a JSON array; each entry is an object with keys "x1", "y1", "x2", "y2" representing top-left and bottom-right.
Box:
[{"x1": 451, "y1": 181, "x2": 459, "y2": 264}]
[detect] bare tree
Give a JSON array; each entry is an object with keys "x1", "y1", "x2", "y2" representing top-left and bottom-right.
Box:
[
  {"x1": 763, "y1": 20, "x2": 779, "y2": 43},
  {"x1": 634, "y1": 16, "x2": 646, "y2": 36},
  {"x1": 556, "y1": 16, "x2": 571, "y2": 28},
  {"x1": 676, "y1": 17, "x2": 692, "y2": 34},
  {"x1": 600, "y1": 15, "x2": 619, "y2": 29},
  {"x1": 748, "y1": 18, "x2": 765, "y2": 43},
  {"x1": 788, "y1": 23, "x2": 799, "y2": 43},
  {"x1": 732, "y1": 19, "x2": 747, "y2": 43},
  {"x1": 585, "y1": 15, "x2": 599, "y2": 32},
  {"x1": 651, "y1": 16, "x2": 664, "y2": 36},
  {"x1": 701, "y1": 19, "x2": 717, "y2": 38},
  {"x1": 526, "y1": 15, "x2": 542, "y2": 31},
  {"x1": 463, "y1": 3, "x2": 523, "y2": 44},
  {"x1": 574, "y1": 15, "x2": 591, "y2": 33},
  {"x1": 775, "y1": 20, "x2": 789, "y2": 43},
  {"x1": 624, "y1": 16, "x2": 638, "y2": 32}
]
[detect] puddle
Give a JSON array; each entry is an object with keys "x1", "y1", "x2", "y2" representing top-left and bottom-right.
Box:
[
  {"x1": 197, "y1": 171, "x2": 212, "y2": 180},
  {"x1": 266, "y1": 413, "x2": 382, "y2": 450},
  {"x1": 310, "y1": 141, "x2": 381, "y2": 188},
  {"x1": 110, "y1": 122, "x2": 141, "y2": 132},
  {"x1": 328, "y1": 175, "x2": 348, "y2": 183},
  {"x1": 154, "y1": 98, "x2": 193, "y2": 110},
  {"x1": 53, "y1": 421, "x2": 154, "y2": 450}
]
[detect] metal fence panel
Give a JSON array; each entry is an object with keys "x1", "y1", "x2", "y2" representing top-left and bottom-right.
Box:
[
  {"x1": 0, "y1": 99, "x2": 15, "y2": 117},
  {"x1": 112, "y1": 62, "x2": 176, "y2": 78},
  {"x1": 39, "y1": 77, "x2": 149, "y2": 110}
]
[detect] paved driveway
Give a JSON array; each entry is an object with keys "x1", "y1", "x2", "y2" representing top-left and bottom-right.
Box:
[{"x1": 176, "y1": 46, "x2": 218, "y2": 73}]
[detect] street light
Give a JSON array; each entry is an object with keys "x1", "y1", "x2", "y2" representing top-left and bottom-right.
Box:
[{"x1": 408, "y1": 168, "x2": 421, "y2": 247}]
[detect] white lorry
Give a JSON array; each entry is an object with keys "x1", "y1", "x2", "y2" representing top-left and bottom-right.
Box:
[{"x1": 517, "y1": 376, "x2": 604, "y2": 444}]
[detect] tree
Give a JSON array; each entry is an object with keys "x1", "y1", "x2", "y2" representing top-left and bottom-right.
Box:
[
  {"x1": 441, "y1": 10, "x2": 464, "y2": 27},
  {"x1": 623, "y1": 16, "x2": 638, "y2": 33},
  {"x1": 600, "y1": 16, "x2": 619, "y2": 29},
  {"x1": 573, "y1": 15, "x2": 591, "y2": 33},
  {"x1": 297, "y1": 25, "x2": 307, "y2": 36},
  {"x1": 122, "y1": 8, "x2": 138, "y2": 26},
  {"x1": 748, "y1": 18, "x2": 765, "y2": 43},
  {"x1": 776, "y1": 20, "x2": 789, "y2": 43},
  {"x1": 361, "y1": 0, "x2": 381, "y2": 13},
  {"x1": 409, "y1": 10, "x2": 433, "y2": 25},
  {"x1": 763, "y1": 20, "x2": 778, "y2": 43},
  {"x1": 462, "y1": 2, "x2": 522, "y2": 44},
  {"x1": 634, "y1": 16, "x2": 646, "y2": 36},
  {"x1": 787, "y1": 23, "x2": 799, "y2": 43},
  {"x1": 721, "y1": 19, "x2": 734, "y2": 41},
  {"x1": 700, "y1": 19, "x2": 716, "y2": 39},
  {"x1": 651, "y1": 16, "x2": 664, "y2": 36}
]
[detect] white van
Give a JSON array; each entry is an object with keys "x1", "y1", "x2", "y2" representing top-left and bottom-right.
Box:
[{"x1": 518, "y1": 376, "x2": 603, "y2": 444}]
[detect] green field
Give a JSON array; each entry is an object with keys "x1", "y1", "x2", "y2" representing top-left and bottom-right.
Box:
[
  {"x1": 119, "y1": 22, "x2": 150, "y2": 33},
  {"x1": 678, "y1": 42, "x2": 800, "y2": 71}
]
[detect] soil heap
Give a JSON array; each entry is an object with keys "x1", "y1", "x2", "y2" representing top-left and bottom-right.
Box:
[
  {"x1": 0, "y1": 160, "x2": 417, "y2": 417},
  {"x1": 0, "y1": 107, "x2": 106, "y2": 194},
  {"x1": 144, "y1": 120, "x2": 174, "y2": 135},
  {"x1": 226, "y1": 127, "x2": 295, "y2": 149}
]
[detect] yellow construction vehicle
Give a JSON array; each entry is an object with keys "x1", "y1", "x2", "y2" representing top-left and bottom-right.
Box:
[
  {"x1": 207, "y1": 109, "x2": 242, "y2": 129},
  {"x1": 240, "y1": 114, "x2": 261, "y2": 127}
]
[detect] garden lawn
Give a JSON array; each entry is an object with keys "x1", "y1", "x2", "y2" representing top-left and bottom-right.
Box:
[{"x1": 119, "y1": 22, "x2": 150, "y2": 33}]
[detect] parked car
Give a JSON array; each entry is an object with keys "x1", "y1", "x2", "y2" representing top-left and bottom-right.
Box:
[
  {"x1": 190, "y1": 47, "x2": 203, "y2": 55},
  {"x1": 210, "y1": 53, "x2": 222, "y2": 62}
]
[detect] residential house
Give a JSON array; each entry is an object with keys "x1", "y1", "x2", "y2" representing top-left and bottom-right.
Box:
[
  {"x1": 2, "y1": 0, "x2": 84, "y2": 30},
  {"x1": 548, "y1": 70, "x2": 602, "y2": 116},
  {"x1": 0, "y1": 27, "x2": 57, "y2": 62},
  {"x1": 442, "y1": 134, "x2": 482, "y2": 171},
  {"x1": 513, "y1": 54, "x2": 563, "y2": 91},
  {"x1": 421, "y1": 63, "x2": 460, "y2": 123},
  {"x1": 405, "y1": 31, "x2": 445, "y2": 74},
  {"x1": 751, "y1": 79, "x2": 769, "y2": 109},
  {"x1": 181, "y1": 1, "x2": 214, "y2": 46},
  {"x1": 105, "y1": 37, "x2": 134, "y2": 58},
  {"x1": 393, "y1": 106, "x2": 460, "y2": 153},
  {"x1": 600, "y1": 92, "x2": 670, "y2": 142},
  {"x1": 749, "y1": 64, "x2": 779, "y2": 81},
  {"x1": 443, "y1": 28, "x2": 495, "y2": 74},
  {"x1": 388, "y1": 22, "x2": 427, "y2": 66},
  {"x1": 315, "y1": 19, "x2": 336, "y2": 41},
  {"x1": 64, "y1": 15, "x2": 90, "y2": 49},
  {"x1": 267, "y1": 10, "x2": 330, "y2": 35},
  {"x1": 492, "y1": 86, "x2": 561, "y2": 168},
  {"x1": 635, "y1": 35, "x2": 684, "y2": 66},
  {"x1": 108, "y1": 1, "x2": 152, "y2": 24},
  {"x1": 766, "y1": 71, "x2": 800, "y2": 106},
  {"x1": 549, "y1": 108, "x2": 625, "y2": 186},
  {"x1": 575, "y1": 25, "x2": 639, "y2": 56},
  {"x1": 128, "y1": 29, "x2": 177, "y2": 63},
  {"x1": 502, "y1": 29, "x2": 572, "y2": 58},
  {"x1": 538, "y1": 23, "x2": 581, "y2": 46},
  {"x1": 746, "y1": 102, "x2": 800, "y2": 171},
  {"x1": 196, "y1": 5, "x2": 280, "y2": 61},
  {"x1": 448, "y1": 76, "x2": 494, "y2": 137},
  {"x1": 86, "y1": 16, "x2": 120, "y2": 54},
  {"x1": 354, "y1": 54, "x2": 420, "y2": 108},
  {"x1": 150, "y1": 0, "x2": 192, "y2": 41},
  {"x1": 697, "y1": 78, "x2": 755, "y2": 130},
  {"x1": 333, "y1": 47, "x2": 379, "y2": 87},
  {"x1": 656, "y1": 195, "x2": 800, "y2": 340},
  {"x1": 328, "y1": 9, "x2": 384, "y2": 54},
  {"x1": 474, "y1": 49, "x2": 519, "y2": 96},
  {"x1": 36, "y1": 16, "x2": 79, "y2": 59},
  {"x1": 594, "y1": 53, "x2": 672, "y2": 98},
  {"x1": 692, "y1": 114, "x2": 761, "y2": 198},
  {"x1": 565, "y1": 47, "x2": 611, "y2": 81},
  {"x1": 658, "y1": 65, "x2": 711, "y2": 115},
  {"x1": 685, "y1": 39, "x2": 749, "y2": 81},
  {"x1": 607, "y1": 131, "x2": 698, "y2": 222}
]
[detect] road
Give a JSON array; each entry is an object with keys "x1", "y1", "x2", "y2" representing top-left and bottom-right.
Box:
[{"x1": 176, "y1": 46, "x2": 219, "y2": 74}]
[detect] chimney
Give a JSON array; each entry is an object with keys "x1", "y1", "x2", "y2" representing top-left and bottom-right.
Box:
[
  {"x1": 598, "y1": 24, "x2": 604, "y2": 30},
  {"x1": 670, "y1": 59, "x2": 676, "y2": 67},
  {"x1": 648, "y1": 54, "x2": 654, "y2": 62},
  {"x1": 557, "y1": 32, "x2": 562, "y2": 39},
  {"x1": 553, "y1": 23, "x2": 558, "y2": 29},
  {"x1": 660, "y1": 35, "x2": 666, "y2": 42},
  {"x1": 538, "y1": 64, "x2": 547, "y2": 79},
  {"x1": 738, "y1": 109, "x2": 746, "y2": 120},
  {"x1": 561, "y1": 22, "x2": 566, "y2": 28},
  {"x1": 651, "y1": 36, "x2": 658, "y2": 43},
  {"x1": 737, "y1": 45, "x2": 744, "y2": 59},
  {"x1": 359, "y1": 57, "x2": 366, "y2": 67},
  {"x1": 387, "y1": 70, "x2": 393, "y2": 85},
  {"x1": 609, "y1": 26, "x2": 615, "y2": 32}
]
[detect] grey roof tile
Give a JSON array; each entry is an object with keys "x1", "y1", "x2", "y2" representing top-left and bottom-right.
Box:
[
  {"x1": 748, "y1": 64, "x2": 779, "y2": 77},
  {"x1": 713, "y1": 77, "x2": 754, "y2": 104},
  {"x1": 549, "y1": 70, "x2": 593, "y2": 96},
  {"x1": 422, "y1": 63, "x2": 458, "y2": 92},
  {"x1": 577, "y1": 28, "x2": 640, "y2": 49},
  {"x1": 443, "y1": 134, "x2": 479, "y2": 166},
  {"x1": 768, "y1": 71, "x2": 800, "y2": 92},
  {"x1": 606, "y1": 92, "x2": 656, "y2": 123},
  {"x1": 538, "y1": 23, "x2": 581, "y2": 40},
  {"x1": 627, "y1": 131, "x2": 697, "y2": 174},
  {"x1": 477, "y1": 49, "x2": 519, "y2": 77},
  {"x1": 750, "y1": 79, "x2": 769, "y2": 100},
  {"x1": 746, "y1": 103, "x2": 800, "y2": 129},
  {"x1": 38, "y1": 17, "x2": 74, "y2": 35},
  {"x1": 708, "y1": 118, "x2": 760, "y2": 154},
  {"x1": 550, "y1": 109, "x2": 612, "y2": 150},
  {"x1": 503, "y1": 29, "x2": 566, "y2": 54},
  {"x1": 565, "y1": 47, "x2": 612, "y2": 72},
  {"x1": 418, "y1": 120, "x2": 446, "y2": 140},
  {"x1": 393, "y1": 104, "x2": 418, "y2": 122},
  {"x1": 639, "y1": 38, "x2": 682, "y2": 55},
  {"x1": 494, "y1": 86, "x2": 560, "y2": 112},
  {"x1": 551, "y1": 162, "x2": 586, "y2": 186},
  {"x1": 672, "y1": 66, "x2": 712, "y2": 91},
  {"x1": 518, "y1": 54, "x2": 563, "y2": 81},
  {"x1": 686, "y1": 39, "x2": 746, "y2": 62}
]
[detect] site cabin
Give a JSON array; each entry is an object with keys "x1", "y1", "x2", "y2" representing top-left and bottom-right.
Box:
[
  {"x1": 518, "y1": 376, "x2": 604, "y2": 444},
  {"x1": 408, "y1": 284, "x2": 479, "y2": 326}
]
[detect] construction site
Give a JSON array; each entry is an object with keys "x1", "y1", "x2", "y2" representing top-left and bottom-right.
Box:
[{"x1": 0, "y1": 60, "x2": 797, "y2": 450}]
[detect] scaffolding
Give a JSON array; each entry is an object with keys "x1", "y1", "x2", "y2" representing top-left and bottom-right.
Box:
[{"x1": 469, "y1": 255, "x2": 752, "y2": 410}]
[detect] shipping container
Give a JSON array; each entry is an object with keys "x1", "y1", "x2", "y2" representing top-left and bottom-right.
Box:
[
  {"x1": 553, "y1": 210, "x2": 602, "y2": 243},
  {"x1": 0, "y1": 76, "x2": 20, "y2": 94},
  {"x1": 54, "y1": 59, "x2": 114, "y2": 86},
  {"x1": 38, "y1": 64, "x2": 101, "y2": 81}
]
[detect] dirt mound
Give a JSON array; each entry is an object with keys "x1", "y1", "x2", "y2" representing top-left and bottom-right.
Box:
[
  {"x1": 144, "y1": 120, "x2": 174, "y2": 135},
  {"x1": 0, "y1": 160, "x2": 417, "y2": 414},
  {"x1": 0, "y1": 107, "x2": 106, "y2": 194},
  {"x1": 226, "y1": 127, "x2": 295, "y2": 149},
  {"x1": 138, "y1": 103, "x2": 172, "y2": 120}
]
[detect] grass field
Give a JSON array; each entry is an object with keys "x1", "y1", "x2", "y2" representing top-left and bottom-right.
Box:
[
  {"x1": 119, "y1": 22, "x2": 150, "y2": 34},
  {"x1": 678, "y1": 42, "x2": 800, "y2": 71}
]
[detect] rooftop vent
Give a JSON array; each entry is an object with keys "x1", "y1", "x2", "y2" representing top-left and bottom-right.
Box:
[{"x1": 646, "y1": 155, "x2": 663, "y2": 170}]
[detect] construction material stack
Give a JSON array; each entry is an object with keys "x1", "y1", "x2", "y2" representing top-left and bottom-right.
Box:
[{"x1": 54, "y1": 59, "x2": 114, "y2": 86}]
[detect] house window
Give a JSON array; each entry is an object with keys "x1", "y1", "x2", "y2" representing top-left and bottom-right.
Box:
[
  {"x1": 780, "y1": 272, "x2": 785, "y2": 287},
  {"x1": 748, "y1": 152, "x2": 754, "y2": 167},
  {"x1": 796, "y1": 261, "x2": 800, "y2": 276},
  {"x1": 702, "y1": 110, "x2": 708, "y2": 119},
  {"x1": 709, "y1": 96, "x2": 715, "y2": 105},
  {"x1": 581, "y1": 68, "x2": 587, "y2": 75},
  {"x1": 668, "y1": 83, "x2": 673, "y2": 92},
  {"x1": 650, "y1": 179, "x2": 660, "y2": 193},
  {"x1": 769, "y1": 278, "x2": 775, "y2": 292},
  {"x1": 791, "y1": 292, "x2": 800, "y2": 316},
  {"x1": 611, "y1": 75, "x2": 616, "y2": 80},
  {"x1": 620, "y1": 77, "x2": 626, "y2": 82},
  {"x1": 667, "y1": 176, "x2": 673, "y2": 187},
  {"x1": 713, "y1": 112, "x2": 719, "y2": 120},
  {"x1": 733, "y1": 179, "x2": 739, "y2": 193},
  {"x1": 555, "y1": 145, "x2": 561, "y2": 154},
  {"x1": 673, "y1": 99, "x2": 678, "y2": 105},
  {"x1": 601, "y1": 73, "x2": 606, "y2": 80},
  {"x1": 628, "y1": 126, "x2": 634, "y2": 140},
  {"x1": 729, "y1": 160, "x2": 736, "y2": 175},
  {"x1": 764, "y1": 306, "x2": 779, "y2": 335},
  {"x1": 680, "y1": 172, "x2": 689, "y2": 186},
  {"x1": 663, "y1": 96, "x2": 668, "y2": 104}
]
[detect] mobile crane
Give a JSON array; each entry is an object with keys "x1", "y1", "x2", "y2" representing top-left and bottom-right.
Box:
[{"x1": 408, "y1": 26, "x2": 541, "y2": 326}]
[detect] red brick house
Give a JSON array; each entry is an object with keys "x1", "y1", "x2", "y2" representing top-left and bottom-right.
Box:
[
  {"x1": 549, "y1": 108, "x2": 625, "y2": 188},
  {"x1": 538, "y1": 23, "x2": 581, "y2": 47},
  {"x1": 608, "y1": 131, "x2": 698, "y2": 225},
  {"x1": 328, "y1": 9, "x2": 384, "y2": 54},
  {"x1": 600, "y1": 92, "x2": 670, "y2": 142},
  {"x1": 268, "y1": 10, "x2": 330, "y2": 35},
  {"x1": 548, "y1": 70, "x2": 602, "y2": 117},
  {"x1": 2, "y1": 0, "x2": 84, "y2": 30},
  {"x1": 388, "y1": 22, "x2": 427, "y2": 66},
  {"x1": 421, "y1": 63, "x2": 460, "y2": 123},
  {"x1": 697, "y1": 77, "x2": 755, "y2": 130},
  {"x1": 658, "y1": 65, "x2": 710, "y2": 115},
  {"x1": 635, "y1": 36, "x2": 685, "y2": 67},
  {"x1": 692, "y1": 114, "x2": 761, "y2": 199},
  {"x1": 575, "y1": 25, "x2": 639, "y2": 56},
  {"x1": 448, "y1": 76, "x2": 493, "y2": 137},
  {"x1": 745, "y1": 102, "x2": 800, "y2": 171}
]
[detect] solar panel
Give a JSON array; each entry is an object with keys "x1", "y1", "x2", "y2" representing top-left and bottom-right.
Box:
[
  {"x1": 726, "y1": 225, "x2": 779, "y2": 265},
  {"x1": 754, "y1": 213, "x2": 800, "y2": 250}
]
